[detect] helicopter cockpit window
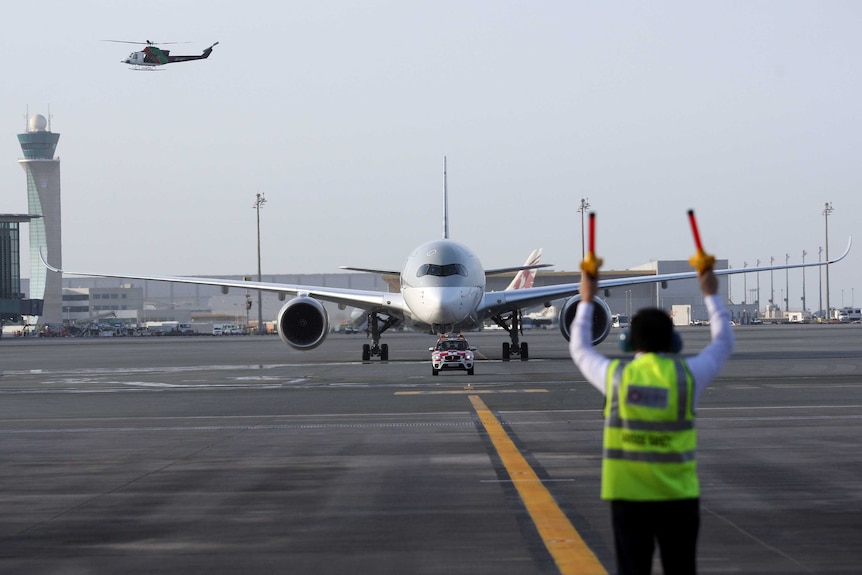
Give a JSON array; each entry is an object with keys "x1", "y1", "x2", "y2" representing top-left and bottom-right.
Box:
[{"x1": 417, "y1": 263, "x2": 468, "y2": 278}]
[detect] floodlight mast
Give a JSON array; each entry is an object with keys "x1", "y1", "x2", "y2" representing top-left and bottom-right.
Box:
[
  {"x1": 824, "y1": 202, "x2": 833, "y2": 319},
  {"x1": 254, "y1": 192, "x2": 267, "y2": 334},
  {"x1": 578, "y1": 198, "x2": 590, "y2": 260}
]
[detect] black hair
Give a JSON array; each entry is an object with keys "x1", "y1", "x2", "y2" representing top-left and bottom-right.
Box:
[{"x1": 629, "y1": 308, "x2": 674, "y2": 353}]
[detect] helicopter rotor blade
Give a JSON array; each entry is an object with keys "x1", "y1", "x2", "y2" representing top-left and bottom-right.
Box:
[{"x1": 102, "y1": 39, "x2": 191, "y2": 46}]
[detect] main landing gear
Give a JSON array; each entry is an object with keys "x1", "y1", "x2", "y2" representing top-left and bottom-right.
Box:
[
  {"x1": 490, "y1": 310, "x2": 529, "y2": 362},
  {"x1": 361, "y1": 311, "x2": 398, "y2": 361}
]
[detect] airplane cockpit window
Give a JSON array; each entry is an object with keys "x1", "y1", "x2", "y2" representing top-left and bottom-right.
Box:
[{"x1": 416, "y1": 263, "x2": 468, "y2": 278}]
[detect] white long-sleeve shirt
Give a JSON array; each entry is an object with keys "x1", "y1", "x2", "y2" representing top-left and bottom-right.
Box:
[{"x1": 569, "y1": 295, "x2": 734, "y2": 408}]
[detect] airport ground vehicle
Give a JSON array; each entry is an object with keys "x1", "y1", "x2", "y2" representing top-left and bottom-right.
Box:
[
  {"x1": 837, "y1": 307, "x2": 861, "y2": 322},
  {"x1": 429, "y1": 333, "x2": 476, "y2": 376}
]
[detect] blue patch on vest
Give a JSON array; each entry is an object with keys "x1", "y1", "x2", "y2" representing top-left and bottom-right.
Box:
[{"x1": 626, "y1": 385, "x2": 669, "y2": 408}]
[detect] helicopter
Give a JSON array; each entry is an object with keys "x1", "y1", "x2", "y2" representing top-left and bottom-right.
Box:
[{"x1": 104, "y1": 40, "x2": 219, "y2": 69}]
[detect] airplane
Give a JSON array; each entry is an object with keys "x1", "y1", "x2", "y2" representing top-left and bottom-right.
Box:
[
  {"x1": 41, "y1": 171, "x2": 852, "y2": 363},
  {"x1": 345, "y1": 247, "x2": 543, "y2": 336},
  {"x1": 104, "y1": 40, "x2": 219, "y2": 68}
]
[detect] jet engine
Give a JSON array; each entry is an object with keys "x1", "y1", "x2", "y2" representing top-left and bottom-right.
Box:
[
  {"x1": 558, "y1": 295, "x2": 613, "y2": 346},
  {"x1": 276, "y1": 296, "x2": 329, "y2": 351}
]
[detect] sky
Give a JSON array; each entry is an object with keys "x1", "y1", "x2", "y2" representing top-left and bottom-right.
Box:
[{"x1": 2, "y1": 1, "x2": 861, "y2": 311}]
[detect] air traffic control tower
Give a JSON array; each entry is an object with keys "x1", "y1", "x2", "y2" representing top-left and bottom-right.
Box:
[{"x1": 18, "y1": 114, "x2": 62, "y2": 324}]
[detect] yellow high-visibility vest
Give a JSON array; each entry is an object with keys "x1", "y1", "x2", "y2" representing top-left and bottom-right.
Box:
[{"x1": 602, "y1": 354, "x2": 698, "y2": 501}]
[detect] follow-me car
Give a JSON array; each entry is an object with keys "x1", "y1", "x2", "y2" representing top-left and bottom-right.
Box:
[{"x1": 429, "y1": 333, "x2": 476, "y2": 376}]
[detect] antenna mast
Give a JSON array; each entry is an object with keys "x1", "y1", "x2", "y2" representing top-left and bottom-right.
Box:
[{"x1": 442, "y1": 156, "x2": 449, "y2": 239}]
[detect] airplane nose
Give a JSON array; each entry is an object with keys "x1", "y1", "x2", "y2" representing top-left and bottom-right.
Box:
[{"x1": 418, "y1": 287, "x2": 476, "y2": 325}]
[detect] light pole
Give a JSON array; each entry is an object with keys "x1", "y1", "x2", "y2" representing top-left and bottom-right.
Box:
[
  {"x1": 743, "y1": 262, "x2": 748, "y2": 305},
  {"x1": 728, "y1": 262, "x2": 732, "y2": 303},
  {"x1": 578, "y1": 198, "x2": 590, "y2": 260},
  {"x1": 756, "y1": 258, "x2": 761, "y2": 311},
  {"x1": 818, "y1": 246, "x2": 823, "y2": 318},
  {"x1": 770, "y1": 256, "x2": 775, "y2": 311},
  {"x1": 824, "y1": 202, "x2": 833, "y2": 320},
  {"x1": 785, "y1": 253, "x2": 790, "y2": 313},
  {"x1": 253, "y1": 192, "x2": 267, "y2": 335},
  {"x1": 802, "y1": 250, "x2": 807, "y2": 313}
]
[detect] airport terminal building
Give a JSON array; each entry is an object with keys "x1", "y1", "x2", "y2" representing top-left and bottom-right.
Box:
[{"x1": 0, "y1": 215, "x2": 43, "y2": 323}]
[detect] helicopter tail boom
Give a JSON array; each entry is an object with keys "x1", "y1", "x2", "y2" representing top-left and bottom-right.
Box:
[{"x1": 165, "y1": 41, "x2": 219, "y2": 64}]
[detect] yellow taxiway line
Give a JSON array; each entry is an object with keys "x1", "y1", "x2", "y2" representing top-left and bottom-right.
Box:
[{"x1": 468, "y1": 395, "x2": 607, "y2": 575}]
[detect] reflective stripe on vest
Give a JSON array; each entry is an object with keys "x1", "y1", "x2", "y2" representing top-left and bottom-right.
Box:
[{"x1": 601, "y1": 355, "x2": 699, "y2": 501}]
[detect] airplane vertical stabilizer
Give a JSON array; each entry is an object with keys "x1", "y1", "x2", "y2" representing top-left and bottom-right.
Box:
[
  {"x1": 505, "y1": 249, "x2": 543, "y2": 290},
  {"x1": 442, "y1": 156, "x2": 449, "y2": 239}
]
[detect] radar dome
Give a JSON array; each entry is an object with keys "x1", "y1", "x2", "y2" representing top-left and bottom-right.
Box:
[{"x1": 28, "y1": 114, "x2": 48, "y2": 132}]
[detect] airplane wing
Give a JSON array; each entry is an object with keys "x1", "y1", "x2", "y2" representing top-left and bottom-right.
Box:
[
  {"x1": 339, "y1": 264, "x2": 553, "y2": 276},
  {"x1": 486, "y1": 263, "x2": 553, "y2": 276},
  {"x1": 339, "y1": 266, "x2": 401, "y2": 275},
  {"x1": 479, "y1": 237, "x2": 852, "y2": 317},
  {"x1": 40, "y1": 253, "x2": 408, "y2": 317}
]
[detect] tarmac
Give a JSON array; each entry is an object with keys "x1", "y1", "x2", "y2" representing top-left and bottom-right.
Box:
[{"x1": 0, "y1": 324, "x2": 860, "y2": 574}]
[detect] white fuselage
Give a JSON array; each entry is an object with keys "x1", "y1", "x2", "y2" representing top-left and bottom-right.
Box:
[{"x1": 399, "y1": 239, "x2": 485, "y2": 333}]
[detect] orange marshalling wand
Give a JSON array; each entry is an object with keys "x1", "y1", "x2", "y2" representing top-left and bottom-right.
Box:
[
  {"x1": 580, "y1": 212, "x2": 603, "y2": 278},
  {"x1": 687, "y1": 209, "x2": 716, "y2": 273}
]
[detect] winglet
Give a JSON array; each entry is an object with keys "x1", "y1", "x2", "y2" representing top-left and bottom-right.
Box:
[
  {"x1": 39, "y1": 247, "x2": 61, "y2": 273},
  {"x1": 830, "y1": 236, "x2": 853, "y2": 264},
  {"x1": 203, "y1": 41, "x2": 219, "y2": 57}
]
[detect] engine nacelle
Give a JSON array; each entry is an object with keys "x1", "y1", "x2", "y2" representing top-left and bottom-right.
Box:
[
  {"x1": 277, "y1": 296, "x2": 329, "y2": 351},
  {"x1": 558, "y1": 295, "x2": 613, "y2": 346}
]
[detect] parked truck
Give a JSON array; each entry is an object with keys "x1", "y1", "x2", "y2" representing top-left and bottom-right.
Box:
[{"x1": 671, "y1": 305, "x2": 691, "y2": 327}]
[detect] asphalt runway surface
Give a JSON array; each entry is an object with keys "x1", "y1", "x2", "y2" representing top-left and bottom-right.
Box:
[{"x1": 1, "y1": 325, "x2": 861, "y2": 574}]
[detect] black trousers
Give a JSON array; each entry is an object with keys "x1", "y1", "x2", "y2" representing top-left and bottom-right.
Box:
[{"x1": 610, "y1": 498, "x2": 700, "y2": 575}]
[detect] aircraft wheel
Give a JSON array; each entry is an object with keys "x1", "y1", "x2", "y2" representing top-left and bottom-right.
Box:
[
  {"x1": 381, "y1": 343, "x2": 389, "y2": 361},
  {"x1": 502, "y1": 342, "x2": 511, "y2": 361},
  {"x1": 520, "y1": 342, "x2": 529, "y2": 361},
  {"x1": 362, "y1": 344, "x2": 371, "y2": 361}
]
